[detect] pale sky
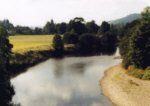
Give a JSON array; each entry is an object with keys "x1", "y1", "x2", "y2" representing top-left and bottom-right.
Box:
[{"x1": 0, "y1": 0, "x2": 150, "y2": 27}]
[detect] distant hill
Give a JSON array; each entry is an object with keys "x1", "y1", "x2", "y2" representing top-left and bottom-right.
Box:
[{"x1": 109, "y1": 13, "x2": 141, "y2": 25}]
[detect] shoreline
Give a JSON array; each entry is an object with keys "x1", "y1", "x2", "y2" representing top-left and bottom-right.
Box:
[
  {"x1": 100, "y1": 63, "x2": 150, "y2": 106},
  {"x1": 10, "y1": 49, "x2": 113, "y2": 78}
]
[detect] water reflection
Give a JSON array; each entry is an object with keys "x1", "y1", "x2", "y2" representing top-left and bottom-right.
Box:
[{"x1": 11, "y1": 51, "x2": 121, "y2": 106}]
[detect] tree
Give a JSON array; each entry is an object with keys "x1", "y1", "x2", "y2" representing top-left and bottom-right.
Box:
[
  {"x1": 78, "y1": 33, "x2": 101, "y2": 53},
  {"x1": 57, "y1": 22, "x2": 67, "y2": 34},
  {"x1": 33, "y1": 27, "x2": 42, "y2": 35},
  {"x1": 63, "y1": 30, "x2": 78, "y2": 44},
  {"x1": 129, "y1": 25, "x2": 150, "y2": 69},
  {"x1": 141, "y1": 6, "x2": 150, "y2": 22},
  {"x1": 67, "y1": 17, "x2": 86, "y2": 34},
  {"x1": 85, "y1": 20, "x2": 99, "y2": 34},
  {"x1": 15, "y1": 26, "x2": 33, "y2": 35},
  {"x1": 0, "y1": 26, "x2": 15, "y2": 106},
  {"x1": 120, "y1": 6, "x2": 150, "y2": 69},
  {"x1": 0, "y1": 19, "x2": 14, "y2": 31},
  {"x1": 43, "y1": 19, "x2": 56, "y2": 34},
  {"x1": 98, "y1": 21, "x2": 110, "y2": 34},
  {"x1": 101, "y1": 30, "x2": 117, "y2": 50},
  {"x1": 53, "y1": 34, "x2": 64, "y2": 52}
]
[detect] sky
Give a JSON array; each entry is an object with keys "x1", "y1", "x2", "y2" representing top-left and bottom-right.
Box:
[{"x1": 0, "y1": 0, "x2": 150, "y2": 27}]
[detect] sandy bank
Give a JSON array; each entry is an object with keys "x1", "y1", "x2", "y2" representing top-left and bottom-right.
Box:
[{"x1": 100, "y1": 64, "x2": 150, "y2": 106}]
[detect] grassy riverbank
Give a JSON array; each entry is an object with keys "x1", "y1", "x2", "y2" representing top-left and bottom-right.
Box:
[
  {"x1": 10, "y1": 50, "x2": 55, "y2": 77},
  {"x1": 100, "y1": 64, "x2": 150, "y2": 106},
  {"x1": 9, "y1": 35, "x2": 56, "y2": 77},
  {"x1": 9, "y1": 35, "x2": 116, "y2": 77},
  {"x1": 9, "y1": 35, "x2": 75, "y2": 77}
]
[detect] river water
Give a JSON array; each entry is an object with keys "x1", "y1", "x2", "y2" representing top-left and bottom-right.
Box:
[{"x1": 11, "y1": 50, "x2": 121, "y2": 106}]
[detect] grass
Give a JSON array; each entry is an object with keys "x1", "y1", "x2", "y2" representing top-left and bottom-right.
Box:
[
  {"x1": 9, "y1": 35, "x2": 54, "y2": 53},
  {"x1": 127, "y1": 65, "x2": 150, "y2": 80},
  {"x1": 9, "y1": 35, "x2": 76, "y2": 77}
]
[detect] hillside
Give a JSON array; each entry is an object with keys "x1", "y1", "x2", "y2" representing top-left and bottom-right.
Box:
[{"x1": 109, "y1": 13, "x2": 141, "y2": 25}]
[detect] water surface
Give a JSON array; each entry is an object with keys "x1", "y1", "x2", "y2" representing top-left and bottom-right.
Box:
[{"x1": 11, "y1": 51, "x2": 121, "y2": 106}]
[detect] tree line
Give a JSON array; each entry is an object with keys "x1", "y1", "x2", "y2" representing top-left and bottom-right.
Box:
[
  {"x1": 2, "y1": 17, "x2": 114, "y2": 35},
  {"x1": 52, "y1": 20, "x2": 118, "y2": 55},
  {"x1": 119, "y1": 6, "x2": 150, "y2": 69}
]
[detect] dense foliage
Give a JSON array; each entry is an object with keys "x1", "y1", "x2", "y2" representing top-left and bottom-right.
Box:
[
  {"x1": 77, "y1": 33, "x2": 101, "y2": 53},
  {"x1": 119, "y1": 6, "x2": 150, "y2": 69},
  {"x1": 0, "y1": 26, "x2": 15, "y2": 106},
  {"x1": 98, "y1": 21, "x2": 110, "y2": 34},
  {"x1": 85, "y1": 21, "x2": 99, "y2": 34},
  {"x1": 0, "y1": 19, "x2": 14, "y2": 31},
  {"x1": 53, "y1": 34, "x2": 64, "y2": 53},
  {"x1": 63, "y1": 30, "x2": 78, "y2": 44},
  {"x1": 4, "y1": 17, "x2": 100, "y2": 35}
]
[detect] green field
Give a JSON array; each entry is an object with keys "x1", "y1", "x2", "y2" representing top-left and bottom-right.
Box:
[{"x1": 9, "y1": 35, "x2": 54, "y2": 53}]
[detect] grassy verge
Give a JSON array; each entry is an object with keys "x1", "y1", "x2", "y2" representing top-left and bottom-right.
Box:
[
  {"x1": 9, "y1": 35, "x2": 54, "y2": 77},
  {"x1": 9, "y1": 35, "x2": 77, "y2": 77},
  {"x1": 10, "y1": 50, "x2": 56, "y2": 77},
  {"x1": 127, "y1": 65, "x2": 150, "y2": 80}
]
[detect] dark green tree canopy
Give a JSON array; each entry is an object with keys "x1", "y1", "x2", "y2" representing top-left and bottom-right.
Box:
[
  {"x1": 63, "y1": 29, "x2": 78, "y2": 44},
  {"x1": 33, "y1": 27, "x2": 43, "y2": 35},
  {"x1": 0, "y1": 19, "x2": 14, "y2": 31},
  {"x1": 53, "y1": 34, "x2": 64, "y2": 52},
  {"x1": 98, "y1": 21, "x2": 110, "y2": 34},
  {"x1": 43, "y1": 19, "x2": 56, "y2": 34},
  {"x1": 78, "y1": 33, "x2": 101, "y2": 52},
  {"x1": 67, "y1": 17, "x2": 86, "y2": 35},
  {"x1": 141, "y1": 6, "x2": 150, "y2": 21},
  {"x1": 15, "y1": 26, "x2": 33, "y2": 35},
  {"x1": 119, "y1": 6, "x2": 150, "y2": 69},
  {"x1": 57, "y1": 22, "x2": 67, "y2": 34},
  {"x1": 85, "y1": 21, "x2": 99, "y2": 34},
  {"x1": 0, "y1": 26, "x2": 15, "y2": 106}
]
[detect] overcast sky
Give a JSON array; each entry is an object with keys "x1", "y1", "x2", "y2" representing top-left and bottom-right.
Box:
[{"x1": 0, "y1": 0, "x2": 150, "y2": 27}]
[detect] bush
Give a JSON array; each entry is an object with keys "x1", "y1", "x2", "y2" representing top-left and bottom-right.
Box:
[
  {"x1": 53, "y1": 34, "x2": 64, "y2": 56},
  {"x1": 77, "y1": 33, "x2": 101, "y2": 53},
  {"x1": 63, "y1": 30, "x2": 78, "y2": 44},
  {"x1": 100, "y1": 30, "x2": 117, "y2": 53},
  {"x1": 142, "y1": 70, "x2": 150, "y2": 80},
  {"x1": 127, "y1": 65, "x2": 144, "y2": 79}
]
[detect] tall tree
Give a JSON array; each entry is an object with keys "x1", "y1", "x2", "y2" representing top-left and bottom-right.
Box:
[
  {"x1": 53, "y1": 34, "x2": 64, "y2": 52},
  {"x1": 85, "y1": 20, "x2": 99, "y2": 34},
  {"x1": 120, "y1": 6, "x2": 150, "y2": 69},
  {"x1": 0, "y1": 19, "x2": 14, "y2": 31},
  {"x1": 33, "y1": 27, "x2": 42, "y2": 35},
  {"x1": 67, "y1": 17, "x2": 86, "y2": 34},
  {"x1": 63, "y1": 29, "x2": 78, "y2": 44},
  {"x1": 98, "y1": 21, "x2": 110, "y2": 34},
  {"x1": 57, "y1": 22, "x2": 67, "y2": 34},
  {"x1": 0, "y1": 26, "x2": 15, "y2": 106},
  {"x1": 43, "y1": 19, "x2": 56, "y2": 34}
]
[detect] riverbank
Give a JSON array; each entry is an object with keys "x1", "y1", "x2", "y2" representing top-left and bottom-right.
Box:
[
  {"x1": 9, "y1": 48, "x2": 106, "y2": 78},
  {"x1": 100, "y1": 64, "x2": 150, "y2": 106},
  {"x1": 10, "y1": 50, "x2": 54, "y2": 78}
]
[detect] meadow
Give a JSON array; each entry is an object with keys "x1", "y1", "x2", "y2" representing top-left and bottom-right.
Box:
[{"x1": 9, "y1": 35, "x2": 54, "y2": 53}]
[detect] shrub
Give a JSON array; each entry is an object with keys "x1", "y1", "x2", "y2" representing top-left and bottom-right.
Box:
[
  {"x1": 53, "y1": 34, "x2": 64, "y2": 52},
  {"x1": 77, "y1": 33, "x2": 101, "y2": 52},
  {"x1": 63, "y1": 30, "x2": 78, "y2": 44},
  {"x1": 142, "y1": 70, "x2": 150, "y2": 80}
]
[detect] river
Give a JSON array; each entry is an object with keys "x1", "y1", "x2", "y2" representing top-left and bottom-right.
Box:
[{"x1": 11, "y1": 50, "x2": 121, "y2": 106}]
